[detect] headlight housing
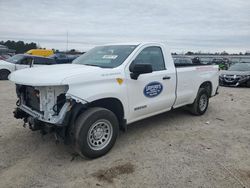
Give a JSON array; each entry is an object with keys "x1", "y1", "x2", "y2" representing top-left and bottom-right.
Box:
[
  {"x1": 219, "y1": 74, "x2": 224, "y2": 80},
  {"x1": 239, "y1": 75, "x2": 250, "y2": 80}
]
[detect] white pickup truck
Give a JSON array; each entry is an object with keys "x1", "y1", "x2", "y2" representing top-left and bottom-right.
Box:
[{"x1": 9, "y1": 42, "x2": 219, "y2": 158}]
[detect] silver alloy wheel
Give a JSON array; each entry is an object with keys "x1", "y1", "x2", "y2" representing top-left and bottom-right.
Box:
[
  {"x1": 199, "y1": 94, "x2": 208, "y2": 111},
  {"x1": 87, "y1": 119, "x2": 113, "y2": 151}
]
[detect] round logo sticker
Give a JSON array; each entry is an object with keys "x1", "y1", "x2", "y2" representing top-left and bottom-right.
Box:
[{"x1": 144, "y1": 82, "x2": 163, "y2": 98}]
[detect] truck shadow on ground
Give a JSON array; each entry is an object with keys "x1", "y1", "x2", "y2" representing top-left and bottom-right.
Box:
[{"x1": 124, "y1": 107, "x2": 192, "y2": 134}]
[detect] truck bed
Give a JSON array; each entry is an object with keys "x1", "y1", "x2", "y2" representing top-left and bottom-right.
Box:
[{"x1": 174, "y1": 65, "x2": 218, "y2": 108}]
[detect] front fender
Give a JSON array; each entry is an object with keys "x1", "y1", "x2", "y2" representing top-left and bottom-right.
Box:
[{"x1": 65, "y1": 78, "x2": 129, "y2": 118}]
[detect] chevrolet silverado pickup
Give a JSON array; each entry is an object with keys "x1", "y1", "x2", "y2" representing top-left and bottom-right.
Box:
[{"x1": 9, "y1": 42, "x2": 219, "y2": 158}]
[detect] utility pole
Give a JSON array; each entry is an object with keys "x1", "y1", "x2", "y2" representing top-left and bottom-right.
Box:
[{"x1": 66, "y1": 31, "x2": 68, "y2": 52}]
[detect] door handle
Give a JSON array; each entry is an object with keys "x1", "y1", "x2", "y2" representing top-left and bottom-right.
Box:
[{"x1": 163, "y1": 76, "x2": 171, "y2": 80}]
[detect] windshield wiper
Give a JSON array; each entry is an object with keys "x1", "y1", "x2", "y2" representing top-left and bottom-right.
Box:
[
  {"x1": 83, "y1": 64, "x2": 102, "y2": 67},
  {"x1": 83, "y1": 64, "x2": 111, "y2": 68}
]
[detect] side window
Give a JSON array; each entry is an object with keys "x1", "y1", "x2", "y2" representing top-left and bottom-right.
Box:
[
  {"x1": 133, "y1": 46, "x2": 166, "y2": 71},
  {"x1": 34, "y1": 57, "x2": 56, "y2": 65},
  {"x1": 47, "y1": 58, "x2": 56, "y2": 65},
  {"x1": 19, "y1": 57, "x2": 33, "y2": 65},
  {"x1": 59, "y1": 54, "x2": 66, "y2": 58},
  {"x1": 34, "y1": 57, "x2": 52, "y2": 65},
  {"x1": 34, "y1": 57, "x2": 43, "y2": 65}
]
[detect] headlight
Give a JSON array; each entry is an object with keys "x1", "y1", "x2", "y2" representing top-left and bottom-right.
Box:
[
  {"x1": 239, "y1": 75, "x2": 250, "y2": 80},
  {"x1": 219, "y1": 74, "x2": 224, "y2": 79}
]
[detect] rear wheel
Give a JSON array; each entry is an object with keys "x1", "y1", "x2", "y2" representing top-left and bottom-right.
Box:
[
  {"x1": 0, "y1": 69, "x2": 10, "y2": 80},
  {"x1": 188, "y1": 88, "x2": 209, "y2": 115},
  {"x1": 74, "y1": 107, "x2": 119, "y2": 159}
]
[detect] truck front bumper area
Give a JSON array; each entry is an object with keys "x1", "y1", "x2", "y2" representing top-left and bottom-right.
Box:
[
  {"x1": 13, "y1": 102, "x2": 72, "y2": 131},
  {"x1": 13, "y1": 101, "x2": 88, "y2": 144}
]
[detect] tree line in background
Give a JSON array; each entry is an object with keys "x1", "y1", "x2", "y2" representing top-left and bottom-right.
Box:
[
  {"x1": 1, "y1": 40, "x2": 249, "y2": 55},
  {"x1": 0, "y1": 40, "x2": 38, "y2": 54},
  {"x1": 0, "y1": 40, "x2": 81, "y2": 54}
]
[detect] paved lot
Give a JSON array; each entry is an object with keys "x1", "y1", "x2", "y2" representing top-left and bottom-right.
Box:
[{"x1": 0, "y1": 81, "x2": 249, "y2": 188}]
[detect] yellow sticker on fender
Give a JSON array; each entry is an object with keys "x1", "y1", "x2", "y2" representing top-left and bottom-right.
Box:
[{"x1": 116, "y1": 78, "x2": 123, "y2": 85}]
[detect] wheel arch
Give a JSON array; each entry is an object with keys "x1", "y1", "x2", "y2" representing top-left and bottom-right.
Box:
[
  {"x1": 65, "y1": 97, "x2": 126, "y2": 139},
  {"x1": 199, "y1": 81, "x2": 212, "y2": 97},
  {"x1": 88, "y1": 97, "x2": 125, "y2": 130}
]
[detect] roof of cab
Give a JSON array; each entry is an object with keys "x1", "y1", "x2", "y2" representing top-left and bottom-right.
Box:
[{"x1": 102, "y1": 41, "x2": 166, "y2": 46}]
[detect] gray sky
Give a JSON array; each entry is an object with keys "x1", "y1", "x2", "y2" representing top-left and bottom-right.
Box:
[{"x1": 1, "y1": 0, "x2": 250, "y2": 53}]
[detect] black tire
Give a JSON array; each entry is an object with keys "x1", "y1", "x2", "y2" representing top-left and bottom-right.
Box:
[
  {"x1": 246, "y1": 80, "x2": 250, "y2": 88},
  {"x1": 74, "y1": 107, "x2": 119, "y2": 159},
  {"x1": 0, "y1": 69, "x2": 10, "y2": 80},
  {"x1": 188, "y1": 88, "x2": 209, "y2": 115}
]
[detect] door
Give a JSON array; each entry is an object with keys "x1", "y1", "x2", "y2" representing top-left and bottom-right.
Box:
[
  {"x1": 126, "y1": 46, "x2": 176, "y2": 122},
  {"x1": 15, "y1": 57, "x2": 33, "y2": 70}
]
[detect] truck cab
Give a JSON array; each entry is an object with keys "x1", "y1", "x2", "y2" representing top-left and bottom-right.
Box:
[{"x1": 9, "y1": 42, "x2": 219, "y2": 158}]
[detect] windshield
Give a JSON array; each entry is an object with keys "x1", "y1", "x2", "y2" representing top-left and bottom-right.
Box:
[
  {"x1": 228, "y1": 63, "x2": 250, "y2": 71},
  {"x1": 73, "y1": 45, "x2": 137, "y2": 68},
  {"x1": 6, "y1": 54, "x2": 24, "y2": 64}
]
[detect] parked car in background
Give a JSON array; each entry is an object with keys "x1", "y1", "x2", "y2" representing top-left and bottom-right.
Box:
[
  {"x1": 0, "y1": 44, "x2": 15, "y2": 54},
  {"x1": 211, "y1": 58, "x2": 230, "y2": 70},
  {"x1": 219, "y1": 62, "x2": 250, "y2": 87},
  {"x1": 26, "y1": 49, "x2": 54, "y2": 57},
  {"x1": 0, "y1": 54, "x2": 56, "y2": 80},
  {"x1": 49, "y1": 53, "x2": 79, "y2": 64},
  {"x1": 0, "y1": 54, "x2": 11, "y2": 60},
  {"x1": 192, "y1": 57, "x2": 202, "y2": 65},
  {"x1": 0, "y1": 45, "x2": 15, "y2": 61}
]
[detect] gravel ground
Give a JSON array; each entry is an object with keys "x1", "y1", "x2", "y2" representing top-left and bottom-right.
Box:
[{"x1": 0, "y1": 81, "x2": 249, "y2": 188}]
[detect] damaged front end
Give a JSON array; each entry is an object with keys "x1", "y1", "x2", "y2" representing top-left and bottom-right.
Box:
[{"x1": 14, "y1": 85, "x2": 72, "y2": 135}]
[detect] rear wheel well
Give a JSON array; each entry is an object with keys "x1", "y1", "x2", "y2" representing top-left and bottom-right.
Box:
[
  {"x1": 89, "y1": 98, "x2": 125, "y2": 129},
  {"x1": 200, "y1": 81, "x2": 212, "y2": 97}
]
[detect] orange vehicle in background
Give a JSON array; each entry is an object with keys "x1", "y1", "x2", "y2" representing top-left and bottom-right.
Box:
[{"x1": 26, "y1": 49, "x2": 54, "y2": 57}]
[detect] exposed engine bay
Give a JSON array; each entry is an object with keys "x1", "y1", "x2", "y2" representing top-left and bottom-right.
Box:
[{"x1": 14, "y1": 85, "x2": 70, "y2": 131}]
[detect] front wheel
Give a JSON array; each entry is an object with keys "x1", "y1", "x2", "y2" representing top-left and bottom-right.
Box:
[
  {"x1": 74, "y1": 107, "x2": 119, "y2": 159},
  {"x1": 188, "y1": 88, "x2": 209, "y2": 115}
]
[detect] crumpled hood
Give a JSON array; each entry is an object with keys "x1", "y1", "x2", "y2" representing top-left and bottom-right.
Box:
[
  {"x1": 9, "y1": 64, "x2": 104, "y2": 86},
  {"x1": 220, "y1": 70, "x2": 250, "y2": 76}
]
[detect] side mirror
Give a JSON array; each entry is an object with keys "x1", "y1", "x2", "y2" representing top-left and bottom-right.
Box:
[{"x1": 129, "y1": 62, "x2": 153, "y2": 80}]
